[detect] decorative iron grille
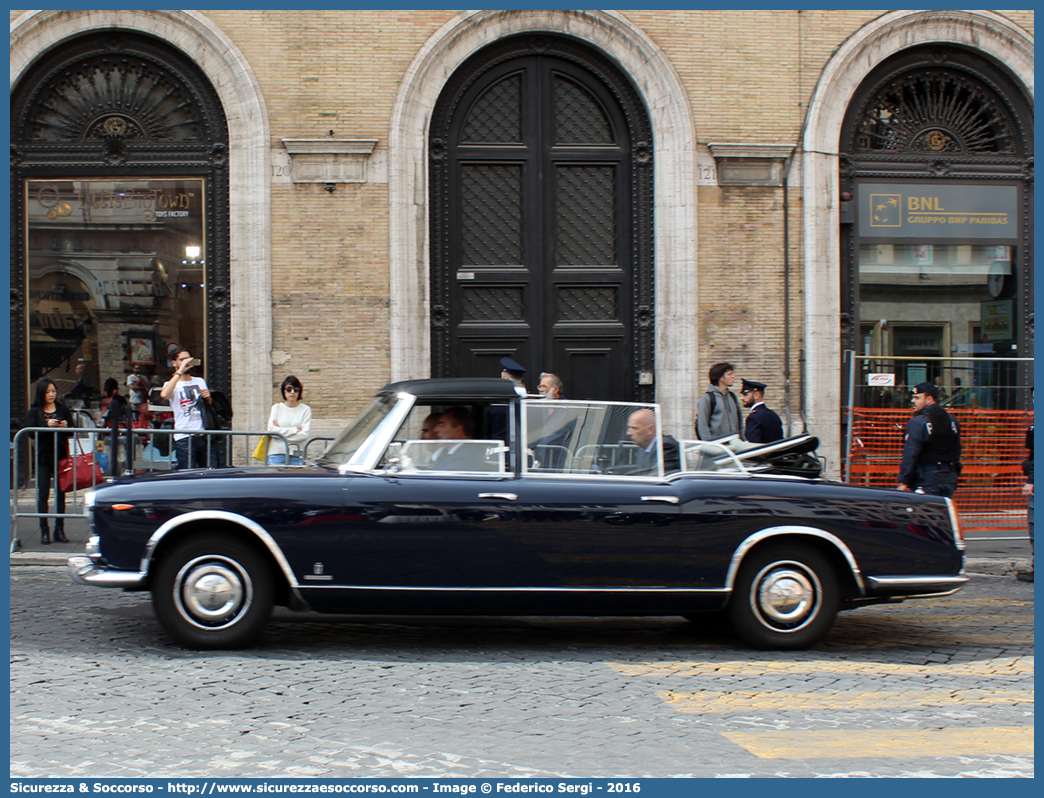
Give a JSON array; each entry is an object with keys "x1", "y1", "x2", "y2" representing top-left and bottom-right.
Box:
[
  {"x1": 462, "y1": 75, "x2": 522, "y2": 144},
  {"x1": 853, "y1": 70, "x2": 1016, "y2": 155}
]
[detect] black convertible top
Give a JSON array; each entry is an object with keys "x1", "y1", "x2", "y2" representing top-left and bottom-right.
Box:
[{"x1": 380, "y1": 377, "x2": 523, "y2": 402}]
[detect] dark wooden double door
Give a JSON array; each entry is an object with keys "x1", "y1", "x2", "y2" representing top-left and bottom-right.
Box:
[{"x1": 430, "y1": 37, "x2": 653, "y2": 402}]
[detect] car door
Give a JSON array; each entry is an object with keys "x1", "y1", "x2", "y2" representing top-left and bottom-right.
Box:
[
  {"x1": 497, "y1": 475, "x2": 688, "y2": 588},
  {"x1": 321, "y1": 470, "x2": 535, "y2": 589}
]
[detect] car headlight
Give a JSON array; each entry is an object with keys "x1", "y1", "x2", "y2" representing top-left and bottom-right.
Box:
[{"x1": 84, "y1": 490, "x2": 97, "y2": 509}]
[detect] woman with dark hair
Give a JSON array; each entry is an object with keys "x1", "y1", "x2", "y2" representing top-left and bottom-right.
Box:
[
  {"x1": 266, "y1": 375, "x2": 312, "y2": 465},
  {"x1": 25, "y1": 379, "x2": 74, "y2": 544}
]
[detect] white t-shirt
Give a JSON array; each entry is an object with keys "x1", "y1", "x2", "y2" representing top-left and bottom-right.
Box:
[
  {"x1": 267, "y1": 402, "x2": 312, "y2": 455},
  {"x1": 127, "y1": 373, "x2": 149, "y2": 405},
  {"x1": 171, "y1": 377, "x2": 208, "y2": 440}
]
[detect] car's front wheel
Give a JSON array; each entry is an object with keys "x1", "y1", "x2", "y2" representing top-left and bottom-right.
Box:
[
  {"x1": 152, "y1": 535, "x2": 274, "y2": 649},
  {"x1": 728, "y1": 543, "x2": 839, "y2": 650}
]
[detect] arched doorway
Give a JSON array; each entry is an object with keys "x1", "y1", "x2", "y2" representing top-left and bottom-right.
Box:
[
  {"x1": 10, "y1": 31, "x2": 230, "y2": 418},
  {"x1": 428, "y1": 34, "x2": 654, "y2": 402},
  {"x1": 839, "y1": 46, "x2": 1033, "y2": 408}
]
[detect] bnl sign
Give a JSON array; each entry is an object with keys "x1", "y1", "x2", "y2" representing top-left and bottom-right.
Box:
[{"x1": 860, "y1": 183, "x2": 1019, "y2": 241}]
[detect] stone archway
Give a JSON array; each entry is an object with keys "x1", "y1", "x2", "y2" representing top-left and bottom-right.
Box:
[
  {"x1": 10, "y1": 10, "x2": 272, "y2": 429},
  {"x1": 801, "y1": 10, "x2": 1034, "y2": 471},
  {"x1": 388, "y1": 10, "x2": 699, "y2": 436}
]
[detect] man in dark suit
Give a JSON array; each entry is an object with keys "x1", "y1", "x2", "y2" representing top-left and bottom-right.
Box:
[
  {"x1": 488, "y1": 356, "x2": 527, "y2": 442},
  {"x1": 429, "y1": 407, "x2": 490, "y2": 471},
  {"x1": 740, "y1": 379, "x2": 784, "y2": 443},
  {"x1": 625, "y1": 408, "x2": 680, "y2": 475}
]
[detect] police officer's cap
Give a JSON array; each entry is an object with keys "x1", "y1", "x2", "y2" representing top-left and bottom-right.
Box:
[
  {"x1": 740, "y1": 379, "x2": 767, "y2": 394},
  {"x1": 914, "y1": 381, "x2": 936, "y2": 395},
  {"x1": 500, "y1": 356, "x2": 527, "y2": 376}
]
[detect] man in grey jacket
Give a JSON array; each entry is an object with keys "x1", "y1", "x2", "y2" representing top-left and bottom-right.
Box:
[{"x1": 696, "y1": 362, "x2": 744, "y2": 441}]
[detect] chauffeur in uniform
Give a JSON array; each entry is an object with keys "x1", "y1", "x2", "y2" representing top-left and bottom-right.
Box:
[
  {"x1": 897, "y1": 381, "x2": 962, "y2": 497},
  {"x1": 739, "y1": 379, "x2": 784, "y2": 443}
]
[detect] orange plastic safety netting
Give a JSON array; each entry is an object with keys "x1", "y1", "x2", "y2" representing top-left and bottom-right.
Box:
[{"x1": 847, "y1": 408, "x2": 1033, "y2": 532}]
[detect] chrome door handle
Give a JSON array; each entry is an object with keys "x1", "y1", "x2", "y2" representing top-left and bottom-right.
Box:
[
  {"x1": 479, "y1": 493, "x2": 517, "y2": 501},
  {"x1": 641, "y1": 495, "x2": 679, "y2": 504}
]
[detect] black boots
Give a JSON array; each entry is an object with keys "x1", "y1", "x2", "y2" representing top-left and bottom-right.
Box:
[{"x1": 40, "y1": 525, "x2": 67, "y2": 544}]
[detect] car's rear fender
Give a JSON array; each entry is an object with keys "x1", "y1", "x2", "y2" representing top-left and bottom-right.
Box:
[
  {"x1": 143, "y1": 510, "x2": 304, "y2": 607},
  {"x1": 726, "y1": 526, "x2": 866, "y2": 599}
]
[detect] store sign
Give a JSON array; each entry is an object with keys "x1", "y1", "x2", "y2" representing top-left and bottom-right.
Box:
[
  {"x1": 981, "y1": 300, "x2": 1013, "y2": 341},
  {"x1": 867, "y1": 373, "x2": 895, "y2": 386},
  {"x1": 894, "y1": 333, "x2": 941, "y2": 353},
  {"x1": 859, "y1": 183, "x2": 1019, "y2": 241}
]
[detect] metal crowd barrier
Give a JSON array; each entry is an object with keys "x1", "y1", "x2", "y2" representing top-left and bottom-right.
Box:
[{"x1": 10, "y1": 426, "x2": 293, "y2": 553}]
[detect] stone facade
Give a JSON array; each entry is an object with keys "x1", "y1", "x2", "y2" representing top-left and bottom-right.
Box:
[{"x1": 10, "y1": 9, "x2": 1034, "y2": 469}]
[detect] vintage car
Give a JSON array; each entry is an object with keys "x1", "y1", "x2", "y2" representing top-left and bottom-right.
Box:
[{"x1": 69, "y1": 378, "x2": 966, "y2": 651}]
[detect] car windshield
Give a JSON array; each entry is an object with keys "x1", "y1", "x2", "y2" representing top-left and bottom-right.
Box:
[{"x1": 319, "y1": 393, "x2": 401, "y2": 466}]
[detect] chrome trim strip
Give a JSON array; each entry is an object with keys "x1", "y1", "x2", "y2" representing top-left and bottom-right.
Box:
[
  {"x1": 68, "y1": 556, "x2": 145, "y2": 589},
  {"x1": 866, "y1": 575, "x2": 969, "y2": 590},
  {"x1": 641, "y1": 495, "x2": 679, "y2": 504},
  {"x1": 296, "y1": 584, "x2": 732, "y2": 593},
  {"x1": 140, "y1": 510, "x2": 302, "y2": 593},
  {"x1": 725, "y1": 526, "x2": 866, "y2": 595},
  {"x1": 479, "y1": 493, "x2": 517, "y2": 500}
]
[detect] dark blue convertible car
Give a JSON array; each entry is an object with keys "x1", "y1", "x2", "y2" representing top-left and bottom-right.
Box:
[{"x1": 69, "y1": 378, "x2": 967, "y2": 650}]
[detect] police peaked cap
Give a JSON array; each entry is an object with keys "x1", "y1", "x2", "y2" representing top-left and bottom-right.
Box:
[
  {"x1": 740, "y1": 379, "x2": 767, "y2": 394},
  {"x1": 500, "y1": 356, "x2": 527, "y2": 376}
]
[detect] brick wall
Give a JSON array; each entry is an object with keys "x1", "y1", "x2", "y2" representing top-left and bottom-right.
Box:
[{"x1": 10, "y1": 9, "x2": 1034, "y2": 430}]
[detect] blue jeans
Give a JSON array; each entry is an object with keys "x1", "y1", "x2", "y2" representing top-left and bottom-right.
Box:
[
  {"x1": 174, "y1": 436, "x2": 219, "y2": 470},
  {"x1": 266, "y1": 453, "x2": 302, "y2": 465}
]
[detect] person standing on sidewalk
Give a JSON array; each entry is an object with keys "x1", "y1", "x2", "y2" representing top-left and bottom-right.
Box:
[
  {"x1": 696, "y1": 362, "x2": 743, "y2": 441},
  {"x1": 159, "y1": 348, "x2": 216, "y2": 469},
  {"x1": 1017, "y1": 421, "x2": 1033, "y2": 583},
  {"x1": 266, "y1": 375, "x2": 312, "y2": 465},
  {"x1": 25, "y1": 379, "x2": 73, "y2": 544},
  {"x1": 897, "y1": 381, "x2": 961, "y2": 498}
]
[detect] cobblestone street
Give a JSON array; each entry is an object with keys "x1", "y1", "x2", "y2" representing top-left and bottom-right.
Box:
[{"x1": 10, "y1": 565, "x2": 1033, "y2": 778}]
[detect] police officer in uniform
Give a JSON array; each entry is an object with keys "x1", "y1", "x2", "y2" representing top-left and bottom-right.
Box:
[
  {"x1": 740, "y1": 379, "x2": 784, "y2": 443},
  {"x1": 897, "y1": 381, "x2": 962, "y2": 497}
]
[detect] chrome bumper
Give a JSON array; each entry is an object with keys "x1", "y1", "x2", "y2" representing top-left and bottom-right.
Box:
[
  {"x1": 865, "y1": 574, "x2": 969, "y2": 596},
  {"x1": 68, "y1": 556, "x2": 146, "y2": 589}
]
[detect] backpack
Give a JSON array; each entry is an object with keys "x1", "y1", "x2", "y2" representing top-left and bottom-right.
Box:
[{"x1": 693, "y1": 391, "x2": 717, "y2": 439}]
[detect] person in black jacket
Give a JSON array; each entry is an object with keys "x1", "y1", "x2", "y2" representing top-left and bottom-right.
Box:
[
  {"x1": 739, "y1": 379, "x2": 784, "y2": 443},
  {"x1": 25, "y1": 379, "x2": 74, "y2": 544},
  {"x1": 1018, "y1": 421, "x2": 1033, "y2": 583},
  {"x1": 626, "y1": 408, "x2": 680, "y2": 475},
  {"x1": 897, "y1": 381, "x2": 961, "y2": 498},
  {"x1": 100, "y1": 378, "x2": 133, "y2": 476}
]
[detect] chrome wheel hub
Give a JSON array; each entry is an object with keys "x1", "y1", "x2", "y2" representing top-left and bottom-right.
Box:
[
  {"x1": 175, "y1": 556, "x2": 251, "y2": 629},
  {"x1": 752, "y1": 562, "x2": 819, "y2": 631}
]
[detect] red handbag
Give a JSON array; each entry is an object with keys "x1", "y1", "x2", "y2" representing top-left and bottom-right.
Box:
[{"x1": 57, "y1": 453, "x2": 104, "y2": 492}]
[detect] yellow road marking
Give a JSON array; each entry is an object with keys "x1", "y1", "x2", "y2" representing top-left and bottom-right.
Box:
[
  {"x1": 723, "y1": 727, "x2": 1034, "y2": 759},
  {"x1": 608, "y1": 656, "x2": 1033, "y2": 678},
  {"x1": 658, "y1": 688, "x2": 1034, "y2": 713}
]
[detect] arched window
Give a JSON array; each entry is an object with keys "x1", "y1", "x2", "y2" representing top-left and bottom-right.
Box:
[
  {"x1": 10, "y1": 31, "x2": 230, "y2": 417},
  {"x1": 840, "y1": 46, "x2": 1033, "y2": 407},
  {"x1": 429, "y1": 34, "x2": 654, "y2": 402}
]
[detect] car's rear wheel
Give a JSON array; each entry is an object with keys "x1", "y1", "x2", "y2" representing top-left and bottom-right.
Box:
[
  {"x1": 152, "y1": 535, "x2": 274, "y2": 649},
  {"x1": 728, "y1": 543, "x2": 839, "y2": 650}
]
